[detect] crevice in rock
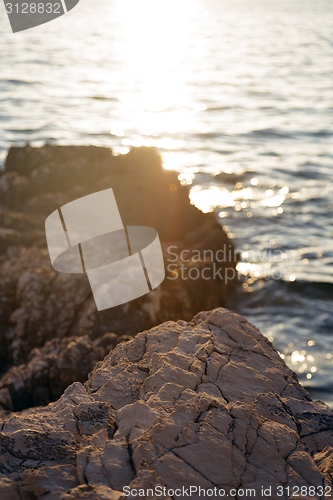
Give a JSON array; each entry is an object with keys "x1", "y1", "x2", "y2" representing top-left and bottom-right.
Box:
[
  {"x1": 170, "y1": 449, "x2": 217, "y2": 487},
  {"x1": 126, "y1": 438, "x2": 137, "y2": 476}
]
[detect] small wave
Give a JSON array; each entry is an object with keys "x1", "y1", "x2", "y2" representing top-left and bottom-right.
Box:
[
  {"x1": 239, "y1": 279, "x2": 333, "y2": 309},
  {"x1": 1, "y1": 79, "x2": 36, "y2": 86},
  {"x1": 297, "y1": 129, "x2": 333, "y2": 138},
  {"x1": 193, "y1": 132, "x2": 225, "y2": 139},
  {"x1": 90, "y1": 96, "x2": 118, "y2": 101},
  {"x1": 246, "y1": 128, "x2": 292, "y2": 139},
  {"x1": 205, "y1": 106, "x2": 234, "y2": 112}
]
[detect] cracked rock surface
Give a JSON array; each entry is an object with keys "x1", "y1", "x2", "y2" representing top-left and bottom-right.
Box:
[{"x1": 0, "y1": 308, "x2": 332, "y2": 499}]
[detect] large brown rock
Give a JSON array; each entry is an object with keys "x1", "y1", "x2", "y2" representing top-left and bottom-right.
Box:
[
  {"x1": 0, "y1": 145, "x2": 237, "y2": 409},
  {"x1": 0, "y1": 308, "x2": 332, "y2": 499}
]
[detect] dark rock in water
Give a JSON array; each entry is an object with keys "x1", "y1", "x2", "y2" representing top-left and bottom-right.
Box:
[
  {"x1": 0, "y1": 309, "x2": 332, "y2": 498},
  {"x1": 0, "y1": 145, "x2": 237, "y2": 409}
]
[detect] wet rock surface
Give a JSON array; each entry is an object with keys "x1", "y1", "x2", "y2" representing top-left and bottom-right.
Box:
[
  {"x1": 0, "y1": 308, "x2": 332, "y2": 499},
  {"x1": 0, "y1": 145, "x2": 237, "y2": 410}
]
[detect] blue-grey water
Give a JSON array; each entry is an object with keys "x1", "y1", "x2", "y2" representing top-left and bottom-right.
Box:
[{"x1": 1, "y1": 0, "x2": 333, "y2": 404}]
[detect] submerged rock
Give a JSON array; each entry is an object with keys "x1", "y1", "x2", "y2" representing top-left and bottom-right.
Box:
[
  {"x1": 0, "y1": 309, "x2": 332, "y2": 498},
  {"x1": 0, "y1": 145, "x2": 237, "y2": 409}
]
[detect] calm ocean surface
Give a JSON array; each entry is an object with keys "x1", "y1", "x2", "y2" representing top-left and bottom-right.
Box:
[{"x1": 1, "y1": 0, "x2": 333, "y2": 404}]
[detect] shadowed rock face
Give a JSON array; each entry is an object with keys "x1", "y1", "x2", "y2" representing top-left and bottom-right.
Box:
[
  {"x1": 0, "y1": 309, "x2": 332, "y2": 499},
  {"x1": 0, "y1": 145, "x2": 237, "y2": 410}
]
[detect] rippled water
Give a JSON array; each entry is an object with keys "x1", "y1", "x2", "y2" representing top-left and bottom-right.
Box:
[{"x1": 1, "y1": 0, "x2": 333, "y2": 404}]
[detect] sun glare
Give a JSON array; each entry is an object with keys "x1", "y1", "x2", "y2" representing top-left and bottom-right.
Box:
[{"x1": 114, "y1": 0, "x2": 201, "y2": 161}]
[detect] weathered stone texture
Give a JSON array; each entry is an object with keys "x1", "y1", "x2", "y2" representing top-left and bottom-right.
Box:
[{"x1": 0, "y1": 308, "x2": 332, "y2": 499}]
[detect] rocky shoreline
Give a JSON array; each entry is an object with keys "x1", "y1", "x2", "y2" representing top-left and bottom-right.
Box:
[
  {"x1": 0, "y1": 145, "x2": 237, "y2": 411},
  {"x1": 0, "y1": 145, "x2": 332, "y2": 498},
  {"x1": 0, "y1": 308, "x2": 333, "y2": 498}
]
